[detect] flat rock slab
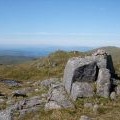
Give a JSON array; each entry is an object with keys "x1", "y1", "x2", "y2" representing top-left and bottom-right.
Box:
[{"x1": 0, "y1": 79, "x2": 21, "y2": 87}]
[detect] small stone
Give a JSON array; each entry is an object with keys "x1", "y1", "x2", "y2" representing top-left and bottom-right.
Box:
[
  {"x1": 84, "y1": 103, "x2": 93, "y2": 109},
  {"x1": 0, "y1": 99, "x2": 5, "y2": 104},
  {"x1": 34, "y1": 89, "x2": 39, "y2": 92},
  {"x1": 110, "y1": 92, "x2": 116, "y2": 100},
  {"x1": 80, "y1": 115, "x2": 91, "y2": 120},
  {"x1": 45, "y1": 101, "x2": 62, "y2": 110},
  {"x1": 93, "y1": 104, "x2": 99, "y2": 114},
  {"x1": 116, "y1": 85, "x2": 120, "y2": 95}
]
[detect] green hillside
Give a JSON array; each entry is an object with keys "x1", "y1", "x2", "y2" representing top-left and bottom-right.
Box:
[
  {"x1": 0, "y1": 46, "x2": 119, "y2": 81},
  {"x1": 0, "y1": 56, "x2": 35, "y2": 65}
]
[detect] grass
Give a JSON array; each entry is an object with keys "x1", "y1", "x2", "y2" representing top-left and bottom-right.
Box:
[
  {"x1": 0, "y1": 50, "x2": 85, "y2": 81},
  {"x1": 20, "y1": 96, "x2": 120, "y2": 120}
]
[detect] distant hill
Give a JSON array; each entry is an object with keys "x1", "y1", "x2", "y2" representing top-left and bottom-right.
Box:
[{"x1": 0, "y1": 56, "x2": 35, "y2": 65}]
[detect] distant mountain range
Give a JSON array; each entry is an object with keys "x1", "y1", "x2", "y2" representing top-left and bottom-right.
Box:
[{"x1": 0, "y1": 46, "x2": 120, "y2": 65}]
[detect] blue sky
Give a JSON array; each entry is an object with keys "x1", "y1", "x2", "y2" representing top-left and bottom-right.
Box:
[{"x1": 0, "y1": 0, "x2": 120, "y2": 47}]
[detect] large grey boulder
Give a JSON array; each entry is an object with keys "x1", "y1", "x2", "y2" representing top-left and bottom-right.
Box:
[
  {"x1": 63, "y1": 49, "x2": 114, "y2": 100},
  {"x1": 63, "y1": 57, "x2": 97, "y2": 94},
  {"x1": 71, "y1": 82, "x2": 94, "y2": 101},
  {"x1": 97, "y1": 68, "x2": 111, "y2": 98}
]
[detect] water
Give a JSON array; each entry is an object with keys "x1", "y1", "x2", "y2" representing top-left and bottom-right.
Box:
[{"x1": 0, "y1": 45, "x2": 94, "y2": 57}]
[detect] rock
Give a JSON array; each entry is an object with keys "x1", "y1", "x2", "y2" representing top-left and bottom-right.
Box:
[
  {"x1": 11, "y1": 96, "x2": 45, "y2": 111},
  {"x1": 116, "y1": 85, "x2": 120, "y2": 95},
  {"x1": 80, "y1": 115, "x2": 91, "y2": 120},
  {"x1": 12, "y1": 90, "x2": 27, "y2": 98},
  {"x1": 71, "y1": 82, "x2": 94, "y2": 101},
  {"x1": 84, "y1": 103, "x2": 93, "y2": 109},
  {"x1": 24, "y1": 96, "x2": 45, "y2": 108},
  {"x1": 0, "y1": 99, "x2": 5, "y2": 104},
  {"x1": 0, "y1": 109, "x2": 13, "y2": 120},
  {"x1": 63, "y1": 49, "x2": 114, "y2": 100},
  {"x1": 97, "y1": 68, "x2": 111, "y2": 98},
  {"x1": 45, "y1": 101, "x2": 62, "y2": 110},
  {"x1": 19, "y1": 106, "x2": 40, "y2": 119},
  {"x1": 41, "y1": 78, "x2": 60, "y2": 87},
  {"x1": 63, "y1": 57, "x2": 97, "y2": 94},
  {"x1": 0, "y1": 79, "x2": 21, "y2": 87},
  {"x1": 110, "y1": 92, "x2": 116, "y2": 100},
  {"x1": 95, "y1": 56, "x2": 107, "y2": 69},
  {"x1": 34, "y1": 89, "x2": 39, "y2": 92},
  {"x1": 34, "y1": 78, "x2": 60, "y2": 87},
  {"x1": 5, "y1": 95, "x2": 46, "y2": 119},
  {"x1": 93, "y1": 104, "x2": 99, "y2": 114},
  {"x1": 45, "y1": 84, "x2": 74, "y2": 110},
  {"x1": 92, "y1": 49, "x2": 108, "y2": 56}
]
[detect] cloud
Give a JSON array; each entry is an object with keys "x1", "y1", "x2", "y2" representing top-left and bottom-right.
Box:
[
  {"x1": 0, "y1": 32, "x2": 120, "y2": 47},
  {"x1": 10, "y1": 32, "x2": 120, "y2": 36}
]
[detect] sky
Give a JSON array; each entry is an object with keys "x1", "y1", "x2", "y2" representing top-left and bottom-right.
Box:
[{"x1": 0, "y1": 0, "x2": 120, "y2": 47}]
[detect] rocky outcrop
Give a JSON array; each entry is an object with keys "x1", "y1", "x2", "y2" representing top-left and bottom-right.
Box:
[
  {"x1": 45, "y1": 83, "x2": 74, "y2": 110},
  {"x1": 63, "y1": 49, "x2": 113, "y2": 100}
]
